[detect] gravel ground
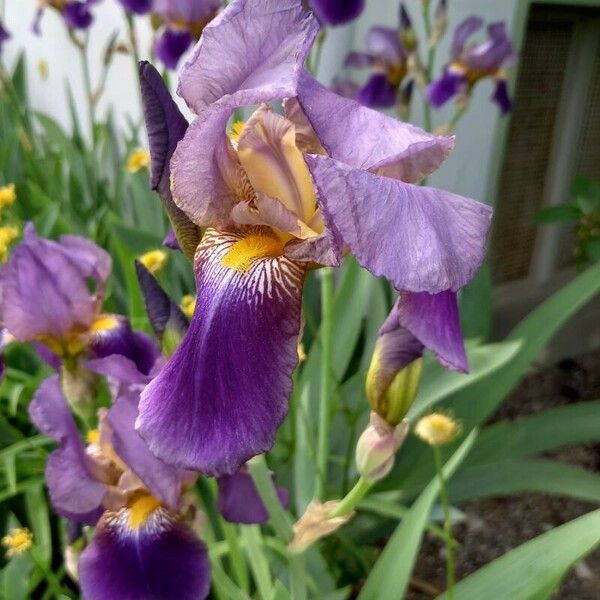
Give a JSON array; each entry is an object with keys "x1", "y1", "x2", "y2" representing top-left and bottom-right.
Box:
[{"x1": 407, "y1": 351, "x2": 600, "y2": 599}]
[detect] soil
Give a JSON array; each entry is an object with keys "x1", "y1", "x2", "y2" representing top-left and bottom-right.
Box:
[{"x1": 407, "y1": 351, "x2": 600, "y2": 600}]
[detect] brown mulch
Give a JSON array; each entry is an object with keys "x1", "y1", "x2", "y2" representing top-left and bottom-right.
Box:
[{"x1": 407, "y1": 351, "x2": 600, "y2": 599}]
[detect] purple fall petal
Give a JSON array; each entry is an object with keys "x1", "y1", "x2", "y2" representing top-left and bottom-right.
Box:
[
  {"x1": 0, "y1": 20, "x2": 10, "y2": 49},
  {"x1": 305, "y1": 155, "x2": 492, "y2": 294},
  {"x1": 296, "y1": 71, "x2": 454, "y2": 183},
  {"x1": 139, "y1": 61, "x2": 200, "y2": 261},
  {"x1": 357, "y1": 72, "x2": 398, "y2": 108},
  {"x1": 309, "y1": 0, "x2": 364, "y2": 26},
  {"x1": 79, "y1": 510, "x2": 210, "y2": 600},
  {"x1": 177, "y1": 0, "x2": 319, "y2": 114},
  {"x1": 136, "y1": 230, "x2": 305, "y2": 476},
  {"x1": 28, "y1": 377, "x2": 106, "y2": 522},
  {"x1": 218, "y1": 466, "x2": 289, "y2": 524},
  {"x1": 63, "y1": 2, "x2": 94, "y2": 30},
  {"x1": 492, "y1": 78, "x2": 512, "y2": 115},
  {"x1": 118, "y1": 0, "x2": 153, "y2": 15},
  {"x1": 427, "y1": 70, "x2": 465, "y2": 108}
]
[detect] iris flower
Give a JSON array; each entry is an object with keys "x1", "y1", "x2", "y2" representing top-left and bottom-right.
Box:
[
  {"x1": 136, "y1": 0, "x2": 492, "y2": 477},
  {"x1": 309, "y1": 0, "x2": 364, "y2": 26},
  {"x1": 118, "y1": 0, "x2": 153, "y2": 15},
  {"x1": 153, "y1": 0, "x2": 221, "y2": 69},
  {"x1": 427, "y1": 17, "x2": 514, "y2": 114},
  {"x1": 32, "y1": 0, "x2": 100, "y2": 34},
  {"x1": 0, "y1": 224, "x2": 158, "y2": 376},
  {"x1": 343, "y1": 5, "x2": 413, "y2": 108},
  {"x1": 29, "y1": 374, "x2": 211, "y2": 600}
]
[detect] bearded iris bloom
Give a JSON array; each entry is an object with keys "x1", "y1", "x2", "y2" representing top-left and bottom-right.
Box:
[
  {"x1": 153, "y1": 0, "x2": 221, "y2": 69},
  {"x1": 309, "y1": 0, "x2": 364, "y2": 26},
  {"x1": 0, "y1": 224, "x2": 158, "y2": 376},
  {"x1": 32, "y1": 0, "x2": 99, "y2": 34},
  {"x1": 427, "y1": 17, "x2": 514, "y2": 114},
  {"x1": 136, "y1": 0, "x2": 492, "y2": 477}
]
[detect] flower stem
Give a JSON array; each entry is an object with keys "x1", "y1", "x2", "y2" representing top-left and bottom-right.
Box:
[
  {"x1": 329, "y1": 476, "x2": 372, "y2": 518},
  {"x1": 434, "y1": 446, "x2": 456, "y2": 600},
  {"x1": 221, "y1": 522, "x2": 250, "y2": 593},
  {"x1": 316, "y1": 267, "x2": 334, "y2": 499},
  {"x1": 29, "y1": 544, "x2": 65, "y2": 599},
  {"x1": 75, "y1": 33, "x2": 96, "y2": 144},
  {"x1": 248, "y1": 455, "x2": 307, "y2": 600}
]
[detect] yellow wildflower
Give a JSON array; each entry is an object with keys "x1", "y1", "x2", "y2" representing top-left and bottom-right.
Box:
[
  {"x1": 138, "y1": 249, "x2": 167, "y2": 274},
  {"x1": 180, "y1": 294, "x2": 196, "y2": 318},
  {"x1": 127, "y1": 148, "x2": 151, "y2": 173},
  {"x1": 0, "y1": 183, "x2": 16, "y2": 209},
  {"x1": 2, "y1": 528, "x2": 33, "y2": 558},
  {"x1": 414, "y1": 412, "x2": 461, "y2": 447},
  {"x1": 0, "y1": 225, "x2": 20, "y2": 263}
]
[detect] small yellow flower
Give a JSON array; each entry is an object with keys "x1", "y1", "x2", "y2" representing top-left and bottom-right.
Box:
[
  {"x1": 180, "y1": 294, "x2": 196, "y2": 318},
  {"x1": 414, "y1": 412, "x2": 461, "y2": 447},
  {"x1": 0, "y1": 183, "x2": 17, "y2": 209},
  {"x1": 0, "y1": 225, "x2": 20, "y2": 263},
  {"x1": 127, "y1": 148, "x2": 151, "y2": 173},
  {"x1": 37, "y1": 58, "x2": 49, "y2": 81},
  {"x1": 139, "y1": 249, "x2": 167, "y2": 274},
  {"x1": 2, "y1": 528, "x2": 33, "y2": 558}
]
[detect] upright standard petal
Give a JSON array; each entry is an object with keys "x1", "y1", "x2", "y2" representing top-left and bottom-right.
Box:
[
  {"x1": 218, "y1": 466, "x2": 289, "y2": 524},
  {"x1": 178, "y1": 0, "x2": 319, "y2": 114},
  {"x1": 309, "y1": 0, "x2": 364, "y2": 26},
  {"x1": 139, "y1": 62, "x2": 201, "y2": 261},
  {"x1": 107, "y1": 392, "x2": 190, "y2": 510},
  {"x1": 305, "y1": 155, "x2": 492, "y2": 293},
  {"x1": 137, "y1": 229, "x2": 305, "y2": 476},
  {"x1": 28, "y1": 377, "x2": 106, "y2": 522},
  {"x1": 466, "y1": 22, "x2": 513, "y2": 73},
  {"x1": 366, "y1": 26, "x2": 405, "y2": 64},
  {"x1": 296, "y1": 71, "x2": 454, "y2": 183},
  {"x1": 79, "y1": 508, "x2": 210, "y2": 600},
  {"x1": 451, "y1": 15, "x2": 483, "y2": 59}
]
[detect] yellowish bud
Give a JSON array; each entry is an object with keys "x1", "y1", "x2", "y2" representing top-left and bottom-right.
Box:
[
  {"x1": 127, "y1": 148, "x2": 151, "y2": 173},
  {"x1": 414, "y1": 412, "x2": 461, "y2": 446},
  {"x1": 138, "y1": 249, "x2": 168, "y2": 274},
  {"x1": 2, "y1": 528, "x2": 33, "y2": 558},
  {"x1": 180, "y1": 294, "x2": 196, "y2": 318},
  {"x1": 0, "y1": 225, "x2": 20, "y2": 263},
  {"x1": 0, "y1": 183, "x2": 17, "y2": 208}
]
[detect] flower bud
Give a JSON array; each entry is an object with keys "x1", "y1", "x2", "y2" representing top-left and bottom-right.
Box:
[
  {"x1": 356, "y1": 412, "x2": 409, "y2": 483},
  {"x1": 399, "y1": 4, "x2": 417, "y2": 52}
]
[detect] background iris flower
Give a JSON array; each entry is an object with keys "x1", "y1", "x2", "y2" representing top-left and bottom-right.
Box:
[{"x1": 135, "y1": 0, "x2": 492, "y2": 479}]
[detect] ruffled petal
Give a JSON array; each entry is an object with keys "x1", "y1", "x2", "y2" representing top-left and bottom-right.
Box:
[
  {"x1": 451, "y1": 15, "x2": 482, "y2": 59},
  {"x1": 305, "y1": 154, "x2": 492, "y2": 293},
  {"x1": 357, "y1": 72, "x2": 398, "y2": 108},
  {"x1": 218, "y1": 466, "x2": 289, "y2": 524},
  {"x1": 79, "y1": 508, "x2": 210, "y2": 600},
  {"x1": 137, "y1": 229, "x2": 305, "y2": 475},
  {"x1": 139, "y1": 62, "x2": 201, "y2": 261},
  {"x1": 28, "y1": 377, "x2": 106, "y2": 522},
  {"x1": 107, "y1": 392, "x2": 190, "y2": 510},
  {"x1": 296, "y1": 70, "x2": 454, "y2": 183},
  {"x1": 178, "y1": 0, "x2": 319, "y2": 114},
  {"x1": 309, "y1": 0, "x2": 364, "y2": 26}
]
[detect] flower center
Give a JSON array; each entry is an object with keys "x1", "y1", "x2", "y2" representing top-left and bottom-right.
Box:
[
  {"x1": 221, "y1": 233, "x2": 284, "y2": 273},
  {"x1": 127, "y1": 494, "x2": 162, "y2": 529}
]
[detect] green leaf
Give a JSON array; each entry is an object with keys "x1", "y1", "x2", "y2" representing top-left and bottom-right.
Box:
[
  {"x1": 437, "y1": 509, "x2": 600, "y2": 600},
  {"x1": 357, "y1": 430, "x2": 477, "y2": 600},
  {"x1": 468, "y1": 400, "x2": 600, "y2": 466},
  {"x1": 534, "y1": 204, "x2": 582, "y2": 224},
  {"x1": 570, "y1": 175, "x2": 600, "y2": 213},
  {"x1": 24, "y1": 485, "x2": 52, "y2": 566},
  {"x1": 460, "y1": 264, "x2": 492, "y2": 340},
  {"x1": 1, "y1": 554, "x2": 34, "y2": 600},
  {"x1": 449, "y1": 459, "x2": 600, "y2": 504}
]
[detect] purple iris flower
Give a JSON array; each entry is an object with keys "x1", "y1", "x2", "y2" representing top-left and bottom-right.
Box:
[
  {"x1": 118, "y1": 0, "x2": 153, "y2": 15},
  {"x1": 29, "y1": 374, "x2": 211, "y2": 600},
  {"x1": 136, "y1": 0, "x2": 492, "y2": 477},
  {"x1": 32, "y1": 0, "x2": 99, "y2": 35},
  {"x1": 344, "y1": 18, "x2": 410, "y2": 108},
  {"x1": 427, "y1": 18, "x2": 514, "y2": 114},
  {"x1": 153, "y1": 0, "x2": 221, "y2": 69},
  {"x1": 0, "y1": 19, "x2": 11, "y2": 51},
  {"x1": 0, "y1": 224, "x2": 158, "y2": 375},
  {"x1": 309, "y1": 0, "x2": 364, "y2": 26}
]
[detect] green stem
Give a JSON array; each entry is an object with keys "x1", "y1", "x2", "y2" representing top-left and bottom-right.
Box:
[
  {"x1": 241, "y1": 526, "x2": 272, "y2": 599},
  {"x1": 76, "y1": 34, "x2": 96, "y2": 144},
  {"x1": 449, "y1": 104, "x2": 468, "y2": 131},
  {"x1": 248, "y1": 455, "x2": 307, "y2": 600},
  {"x1": 29, "y1": 545, "x2": 66, "y2": 599},
  {"x1": 221, "y1": 521, "x2": 250, "y2": 593},
  {"x1": 329, "y1": 476, "x2": 372, "y2": 518},
  {"x1": 434, "y1": 446, "x2": 456, "y2": 600},
  {"x1": 316, "y1": 267, "x2": 335, "y2": 499}
]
